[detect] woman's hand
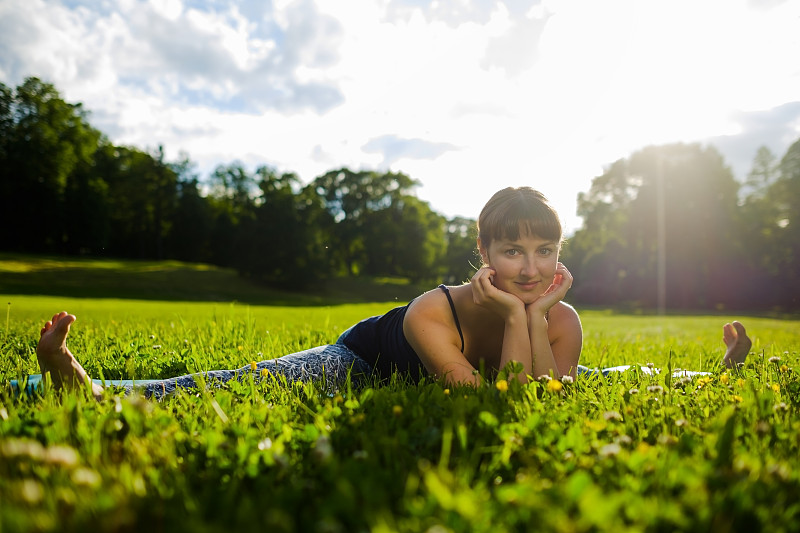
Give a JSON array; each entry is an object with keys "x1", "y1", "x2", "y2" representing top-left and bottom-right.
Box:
[
  {"x1": 527, "y1": 262, "x2": 573, "y2": 320},
  {"x1": 471, "y1": 266, "x2": 525, "y2": 321}
]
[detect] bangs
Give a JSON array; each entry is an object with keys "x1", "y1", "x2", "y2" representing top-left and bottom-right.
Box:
[{"x1": 478, "y1": 188, "x2": 562, "y2": 246}]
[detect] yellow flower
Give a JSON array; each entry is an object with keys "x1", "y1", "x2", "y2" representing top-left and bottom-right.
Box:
[
  {"x1": 443, "y1": 388, "x2": 450, "y2": 395},
  {"x1": 547, "y1": 379, "x2": 563, "y2": 393},
  {"x1": 771, "y1": 383, "x2": 780, "y2": 393},
  {"x1": 719, "y1": 374, "x2": 730, "y2": 385},
  {"x1": 732, "y1": 395, "x2": 743, "y2": 403},
  {"x1": 697, "y1": 376, "x2": 713, "y2": 388},
  {"x1": 495, "y1": 380, "x2": 509, "y2": 392},
  {"x1": 392, "y1": 405, "x2": 403, "y2": 416},
  {"x1": 238, "y1": 345, "x2": 244, "y2": 351},
  {"x1": 250, "y1": 361, "x2": 257, "y2": 371},
  {"x1": 260, "y1": 368, "x2": 269, "y2": 378},
  {"x1": 780, "y1": 365, "x2": 789, "y2": 373}
]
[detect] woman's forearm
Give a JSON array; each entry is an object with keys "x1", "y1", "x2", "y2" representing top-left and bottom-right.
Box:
[
  {"x1": 499, "y1": 310, "x2": 534, "y2": 382},
  {"x1": 528, "y1": 314, "x2": 559, "y2": 379}
]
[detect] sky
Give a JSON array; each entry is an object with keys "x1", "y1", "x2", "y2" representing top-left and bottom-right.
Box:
[{"x1": 2, "y1": 0, "x2": 799, "y2": 235}]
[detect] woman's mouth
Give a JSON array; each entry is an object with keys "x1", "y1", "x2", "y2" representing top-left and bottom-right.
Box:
[{"x1": 516, "y1": 280, "x2": 540, "y2": 291}]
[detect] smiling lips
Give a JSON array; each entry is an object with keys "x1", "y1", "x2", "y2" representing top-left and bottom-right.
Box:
[{"x1": 516, "y1": 280, "x2": 540, "y2": 291}]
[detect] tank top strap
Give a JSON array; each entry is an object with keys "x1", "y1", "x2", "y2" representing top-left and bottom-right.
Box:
[{"x1": 438, "y1": 284, "x2": 465, "y2": 353}]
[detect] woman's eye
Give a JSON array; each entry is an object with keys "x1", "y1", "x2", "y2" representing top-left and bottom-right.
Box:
[
  {"x1": 538, "y1": 248, "x2": 553, "y2": 256},
  {"x1": 506, "y1": 249, "x2": 520, "y2": 256}
]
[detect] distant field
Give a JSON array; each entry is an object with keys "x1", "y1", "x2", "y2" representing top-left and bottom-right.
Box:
[
  {"x1": 1, "y1": 256, "x2": 799, "y2": 532},
  {"x1": 0, "y1": 253, "x2": 429, "y2": 305}
]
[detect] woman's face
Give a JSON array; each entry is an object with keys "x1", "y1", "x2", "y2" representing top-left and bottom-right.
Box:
[{"x1": 479, "y1": 231, "x2": 560, "y2": 304}]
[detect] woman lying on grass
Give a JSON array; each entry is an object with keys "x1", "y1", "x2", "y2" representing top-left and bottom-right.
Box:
[{"x1": 31, "y1": 187, "x2": 752, "y2": 399}]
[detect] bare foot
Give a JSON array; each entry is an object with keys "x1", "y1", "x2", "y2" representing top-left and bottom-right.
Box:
[
  {"x1": 36, "y1": 312, "x2": 102, "y2": 397},
  {"x1": 722, "y1": 321, "x2": 751, "y2": 369}
]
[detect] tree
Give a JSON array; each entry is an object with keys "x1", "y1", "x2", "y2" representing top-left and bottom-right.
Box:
[
  {"x1": 238, "y1": 167, "x2": 301, "y2": 285},
  {"x1": 397, "y1": 197, "x2": 447, "y2": 283},
  {"x1": 0, "y1": 82, "x2": 18, "y2": 247},
  {"x1": 744, "y1": 146, "x2": 779, "y2": 198},
  {"x1": 167, "y1": 156, "x2": 215, "y2": 263},
  {"x1": 209, "y1": 162, "x2": 258, "y2": 220},
  {"x1": 562, "y1": 158, "x2": 640, "y2": 305},
  {"x1": 441, "y1": 216, "x2": 479, "y2": 284},
  {"x1": 0, "y1": 77, "x2": 101, "y2": 252},
  {"x1": 205, "y1": 163, "x2": 258, "y2": 267},
  {"x1": 361, "y1": 195, "x2": 446, "y2": 283},
  {"x1": 770, "y1": 139, "x2": 800, "y2": 308},
  {"x1": 564, "y1": 143, "x2": 743, "y2": 309},
  {"x1": 221, "y1": 166, "x2": 334, "y2": 289},
  {"x1": 94, "y1": 144, "x2": 179, "y2": 259},
  {"x1": 312, "y1": 168, "x2": 420, "y2": 275},
  {"x1": 61, "y1": 142, "x2": 110, "y2": 255},
  {"x1": 736, "y1": 139, "x2": 800, "y2": 309},
  {"x1": 739, "y1": 147, "x2": 781, "y2": 273},
  {"x1": 0, "y1": 83, "x2": 13, "y2": 162}
]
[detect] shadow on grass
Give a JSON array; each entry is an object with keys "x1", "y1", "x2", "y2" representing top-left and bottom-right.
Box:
[{"x1": 0, "y1": 254, "x2": 428, "y2": 305}]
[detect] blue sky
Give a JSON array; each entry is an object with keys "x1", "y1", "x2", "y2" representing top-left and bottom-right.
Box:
[{"x1": 2, "y1": 0, "x2": 799, "y2": 234}]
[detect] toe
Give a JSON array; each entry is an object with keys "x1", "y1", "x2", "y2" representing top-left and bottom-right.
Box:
[
  {"x1": 55, "y1": 314, "x2": 76, "y2": 331},
  {"x1": 722, "y1": 323, "x2": 735, "y2": 343},
  {"x1": 732, "y1": 321, "x2": 747, "y2": 336}
]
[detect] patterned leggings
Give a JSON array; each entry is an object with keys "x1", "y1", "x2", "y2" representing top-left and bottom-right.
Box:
[{"x1": 129, "y1": 343, "x2": 373, "y2": 399}]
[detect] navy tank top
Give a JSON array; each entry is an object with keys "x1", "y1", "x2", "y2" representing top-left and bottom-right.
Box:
[{"x1": 340, "y1": 285, "x2": 464, "y2": 382}]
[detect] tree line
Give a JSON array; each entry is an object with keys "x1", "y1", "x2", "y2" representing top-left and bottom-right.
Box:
[
  {"x1": 560, "y1": 140, "x2": 800, "y2": 311},
  {"x1": 2, "y1": 77, "x2": 798, "y2": 310},
  {"x1": 0, "y1": 77, "x2": 477, "y2": 289}
]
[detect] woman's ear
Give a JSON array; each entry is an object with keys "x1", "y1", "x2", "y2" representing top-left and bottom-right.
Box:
[{"x1": 477, "y1": 237, "x2": 489, "y2": 265}]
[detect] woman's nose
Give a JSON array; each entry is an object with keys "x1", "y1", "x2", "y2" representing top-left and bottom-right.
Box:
[{"x1": 521, "y1": 257, "x2": 538, "y2": 276}]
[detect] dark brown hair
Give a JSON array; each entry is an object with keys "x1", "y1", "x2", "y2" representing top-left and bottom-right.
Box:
[{"x1": 477, "y1": 187, "x2": 562, "y2": 251}]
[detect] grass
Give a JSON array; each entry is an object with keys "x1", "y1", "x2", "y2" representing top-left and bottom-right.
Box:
[
  {"x1": 0, "y1": 252, "x2": 429, "y2": 305},
  {"x1": 1, "y1": 257, "x2": 800, "y2": 532}
]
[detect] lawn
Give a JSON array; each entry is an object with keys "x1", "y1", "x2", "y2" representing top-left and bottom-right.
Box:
[{"x1": 1, "y1": 258, "x2": 799, "y2": 532}]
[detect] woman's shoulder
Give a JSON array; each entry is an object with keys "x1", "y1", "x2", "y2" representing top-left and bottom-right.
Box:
[
  {"x1": 404, "y1": 285, "x2": 468, "y2": 352},
  {"x1": 406, "y1": 284, "x2": 472, "y2": 323},
  {"x1": 548, "y1": 301, "x2": 582, "y2": 335},
  {"x1": 407, "y1": 284, "x2": 452, "y2": 317},
  {"x1": 551, "y1": 300, "x2": 579, "y2": 318}
]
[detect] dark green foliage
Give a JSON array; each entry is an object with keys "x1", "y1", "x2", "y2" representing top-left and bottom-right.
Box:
[
  {"x1": 0, "y1": 78, "x2": 102, "y2": 253},
  {"x1": 310, "y1": 167, "x2": 446, "y2": 281},
  {"x1": 443, "y1": 216, "x2": 480, "y2": 285},
  {"x1": 0, "y1": 78, "x2": 473, "y2": 290}
]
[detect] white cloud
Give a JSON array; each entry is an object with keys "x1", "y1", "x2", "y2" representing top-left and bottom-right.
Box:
[
  {"x1": 382, "y1": 0, "x2": 499, "y2": 26},
  {"x1": 149, "y1": 0, "x2": 183, "y2": 20},
  {"x1": 480, "y1": 4, "x2": 551, "y2": 76},
  {"x1": 3, "y1": 0, "x2": 345, "y2": 114},
  {"x1": 362, "y1": 135, "x2": 459, "y2": 166}
]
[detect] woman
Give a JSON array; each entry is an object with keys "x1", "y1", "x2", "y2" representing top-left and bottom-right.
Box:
[{"x1": 26, "y1": 187, "x2": 752, "y2": 399}]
